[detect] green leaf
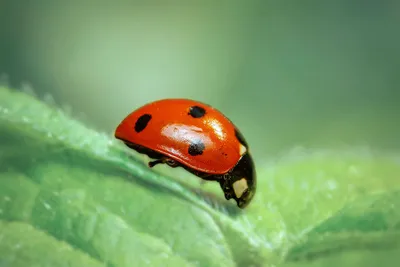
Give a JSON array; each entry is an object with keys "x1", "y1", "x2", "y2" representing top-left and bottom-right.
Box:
[
  {"x1": 254, "y1": 149, "x2": 400, "y2": 237},
  {"x1": 1, "y1": 85, "x2": 400, "y2": 267},
  {"x1": 282, "y1": 190, "x2": 400, "y2": 267},
  {"x1": 0, "y1": 221, "x2": 104, "y2": 267},
  {"x1": 0, "y1": 86, "x2": 268, "y2": 266}
]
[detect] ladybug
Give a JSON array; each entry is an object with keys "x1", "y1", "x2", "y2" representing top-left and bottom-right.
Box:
[{"x1": 114, "y1": 99, "x2": 256, "y2": 208}]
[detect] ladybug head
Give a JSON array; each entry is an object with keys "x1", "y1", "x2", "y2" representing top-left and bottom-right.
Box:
[{"x1": 220, "y1": 153, "x2": 256, "y2": 209}]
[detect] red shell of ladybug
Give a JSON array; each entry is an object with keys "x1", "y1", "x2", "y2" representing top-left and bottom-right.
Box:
[{"x1": 115, "y1": 99, "x2": 256, "y2": 208}]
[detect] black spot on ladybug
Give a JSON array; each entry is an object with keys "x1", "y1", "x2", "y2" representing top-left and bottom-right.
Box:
[
  {"x1": 134, "y1": 114, "x2": 152, "y2": 133},
  {"x1": 188, "y1": 139, "x2": 205, "y2": 156},
  {"x1": 234, "y1": 128, "x2": 248, "y2": 148},
  {"x1": 188, "y1": 106, "x2": 206, "y2": 118}
]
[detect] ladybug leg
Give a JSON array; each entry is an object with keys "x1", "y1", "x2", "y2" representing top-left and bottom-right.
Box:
[
  {"x1": 164, "y1": 158, "x2": 179, "y2": 168},
  {"x1": 219, "y1": 175, "x2": 234, "y2": 200},
  {"x1": 148, "y1": 157, "x2": 179, "y2": 168},
  {"x1": 148, "y1": 159, "x2": 163, "y2": 168}
]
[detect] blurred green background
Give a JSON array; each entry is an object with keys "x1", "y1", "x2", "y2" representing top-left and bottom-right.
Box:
[{"x1": 1, "y1": 0, "x2": 399, "y2": 160}]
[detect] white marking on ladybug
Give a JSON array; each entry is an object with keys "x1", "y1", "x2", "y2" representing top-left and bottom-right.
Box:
[
  {"x1": 233, "y1": 178, "x2": 248, "y2": 198},
  {"x1": 239, "y1": 143, "x2": 247, "y2": 156}
]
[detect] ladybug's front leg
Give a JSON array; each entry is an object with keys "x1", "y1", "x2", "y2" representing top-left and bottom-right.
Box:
[{"x1": 219, "y1": 175, "x2": 234, "y2": 200}]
